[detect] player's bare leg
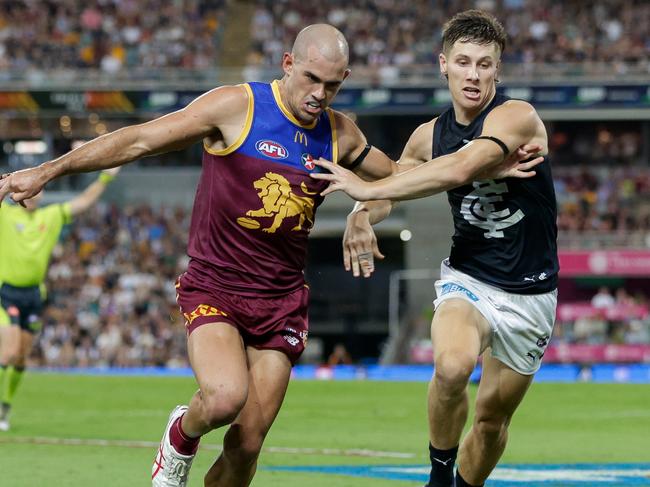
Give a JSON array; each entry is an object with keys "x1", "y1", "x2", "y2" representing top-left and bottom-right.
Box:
[
  {"x1": 426, "y1": 299, "x2": 490, "y2": 486},
  {"x1": 152, "y1": 322, "x2": 249, "y2": 486},
  {"x1": 182, "y1": 323, "x2": 250, "y2": 437},
  {"x1": 204, "y1": 347, "x2": 292, "y2": 487},
  {"x1": 456, "y1": 353, "x2": 533, "y2": 486}
]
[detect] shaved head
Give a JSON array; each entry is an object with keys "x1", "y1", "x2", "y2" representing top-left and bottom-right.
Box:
[
  {"x1": 278, "y1": 23, "x2": 350, "y2": 124},
  {"x1": 292, "y1": 24, "x2": 349, "y2": 64}
]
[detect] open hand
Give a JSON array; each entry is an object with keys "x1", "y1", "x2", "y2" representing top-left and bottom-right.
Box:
[
  {"x1": 479, "y1": 143, "x2": 544, "y2": 180},
  {"x1": 343, "y1": 210, "x2": 384, "y2": 278},
  {"x1": 309, "y1": 158, "x2": 375, "y2": 200}
]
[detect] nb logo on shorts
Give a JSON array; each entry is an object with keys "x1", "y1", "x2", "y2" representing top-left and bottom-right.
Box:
[
  {"x1": 441, "y1": 283, "x2": 479, "y2": 302},
  {"x1": 283, "y1": 335, "x2": 300, "y2": 347},
  {"x1": 184, "y1": 304, "x2": 228, "y2": 325}
]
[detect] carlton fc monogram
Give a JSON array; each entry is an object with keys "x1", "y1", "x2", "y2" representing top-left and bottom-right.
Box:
[{"x1": 461, "y1": 180, "x2": 525, "y2": 238}]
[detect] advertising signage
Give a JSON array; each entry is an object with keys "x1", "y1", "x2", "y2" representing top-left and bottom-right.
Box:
[{"x1": 0, "y1": 84, "x2": 649, "y2": 114}]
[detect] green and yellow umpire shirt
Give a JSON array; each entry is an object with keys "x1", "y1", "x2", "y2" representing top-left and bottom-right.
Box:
[{"x1": 0, "y1": 202, "x2": 72, "y2": 287}]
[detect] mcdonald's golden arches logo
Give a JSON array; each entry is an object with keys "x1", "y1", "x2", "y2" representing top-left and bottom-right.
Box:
[{"x1": 294, "y1": 130, "x2": 308, "y2": 146}]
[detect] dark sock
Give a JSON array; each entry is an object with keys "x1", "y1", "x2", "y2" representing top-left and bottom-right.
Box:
[
  {"x1": 426, "y1": 443, "x2": 458, "y2": 487},
  {"x1": 455, "y1": 470, "x2": 484, "y2": 487},
  {"x1": 169, "y1": 414, "x2": 200, "y2": 455}
]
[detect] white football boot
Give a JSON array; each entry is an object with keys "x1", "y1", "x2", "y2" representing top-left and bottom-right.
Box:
[{"x1": 152, "y1": 405, "x2": 196, "y2": 487}]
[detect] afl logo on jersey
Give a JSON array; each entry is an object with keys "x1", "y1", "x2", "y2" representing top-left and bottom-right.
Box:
[
  {"x1": 256, "y1": 140, "x2": 288, "y2": 160},
  {"x1": 301, "y1": 153, "x2": 315, "y2": 170}
]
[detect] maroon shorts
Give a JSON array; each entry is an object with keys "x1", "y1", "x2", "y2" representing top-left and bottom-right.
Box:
[{"x1": 175, "y1": 274, "x2": 309, "y2": 365}]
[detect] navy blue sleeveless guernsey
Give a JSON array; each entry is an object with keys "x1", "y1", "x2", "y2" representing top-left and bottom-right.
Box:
[{"x1": 433, "y1": 93, "x2": 559, "y2": 294}]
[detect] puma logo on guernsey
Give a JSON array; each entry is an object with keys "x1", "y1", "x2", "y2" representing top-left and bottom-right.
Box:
[{"x1": 237, "y1": 172, "x2": 317, "y2": 233}]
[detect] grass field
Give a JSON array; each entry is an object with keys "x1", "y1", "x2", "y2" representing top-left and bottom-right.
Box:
[{"x1": 0, "y1": 372, "x2": 649, "y2": 486}]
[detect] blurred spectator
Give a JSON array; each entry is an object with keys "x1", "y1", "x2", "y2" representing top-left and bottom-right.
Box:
[
  {"x1": 615, "y1": 288, "x2": 636, "y2": 306},
  {"x1": 327, "y1": 343, "x2": 353, "y2": 366},
  {"x1": 591, "y1": 287, "x2": 615, "y2": 308},
  {"x1": 572, "y1": 312, "x2": 608, "y2": 344}
]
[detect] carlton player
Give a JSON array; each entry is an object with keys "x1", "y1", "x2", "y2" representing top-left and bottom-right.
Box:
[
  {"x1": 0, "y1": 22, "x2": 543, "y2": 487},
  {"x1": 312, "y1": 10, "x2": 558, "y2": 487}
]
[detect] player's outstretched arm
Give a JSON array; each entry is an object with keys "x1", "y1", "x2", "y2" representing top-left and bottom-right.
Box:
[
  {"x1": 68, "y1": 167, "x2": 120, "y2": 217},
  {"x1": 311, "y1": 101, "x2": 545, "y2": 201},
  {"x1": 332, "y1": 111, "x2": 405, "y2": 277},
  {"x1": 0, "y1": 85, "x2": 249, "y2": 206},
  {"x1": 332, "y1": 110, "x2": 397, "y2": 180},
  {"x1": 341, "y1": 120, "x2": 433, "y2": 277}
]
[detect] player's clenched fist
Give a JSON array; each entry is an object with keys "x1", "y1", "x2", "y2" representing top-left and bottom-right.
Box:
[{"x1": 0, "y1": 166, "x2": 48, "y2": 206}]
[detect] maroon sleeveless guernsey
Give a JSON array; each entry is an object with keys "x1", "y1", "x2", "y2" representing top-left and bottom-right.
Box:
[{"x1": 186, "y1": 81, "x2": 338, "y2": 296}]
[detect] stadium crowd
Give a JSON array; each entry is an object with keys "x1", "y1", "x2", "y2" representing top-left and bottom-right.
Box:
[
  {"x1": 0, "y1": 0, "x2": 648, "y2": 75},
  {"x1": 555, "y1": 166, "x2": 650, "y2": 236},
  {"x1": 27, "y1": 192, "x2": 650, "y2": 368},
  {"x1": 33, "y1": 203, "x2": 191, "y2": 368},
  {"x1": 0, "y1": 0, "x2": 226, "y2": 73},
  {"x1": 248, "y1": 0, "x2": 650, "y2": 74},
  {"x1": 548, "y1": 123, "x2": 650, "y2": 247},
  {"x1": 553, "y1": 287, "x2": 650, "y2": 346}
]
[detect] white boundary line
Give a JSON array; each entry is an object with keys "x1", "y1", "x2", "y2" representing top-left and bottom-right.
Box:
[{"x1": 0, "y1": 435, "x2": 415, "y2": 458}]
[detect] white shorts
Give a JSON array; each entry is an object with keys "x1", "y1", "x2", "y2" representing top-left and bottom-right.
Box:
[{"x1": 433, "y1": 260, "x2": 557, "y2": 375}]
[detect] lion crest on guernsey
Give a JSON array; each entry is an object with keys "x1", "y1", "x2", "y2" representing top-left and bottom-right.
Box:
[{"x1": 237, "y1": 172, "x2": 317, "y2": 233}]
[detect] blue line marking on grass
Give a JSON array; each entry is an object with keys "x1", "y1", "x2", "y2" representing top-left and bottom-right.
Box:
[
  {"x1": 265, "y1": 463, "x2": 650, "y2": 485},
  {"x1": 32, "y1": 364, "x2": 650, "y2": 383}
]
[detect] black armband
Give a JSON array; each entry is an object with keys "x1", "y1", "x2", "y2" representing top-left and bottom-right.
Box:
[
  {"x1": 346, "y1": 144, "x2": 372, "y2": 170},
  {"x1": 474, "y1": 136, "x2": 509, "y2": 158}
]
